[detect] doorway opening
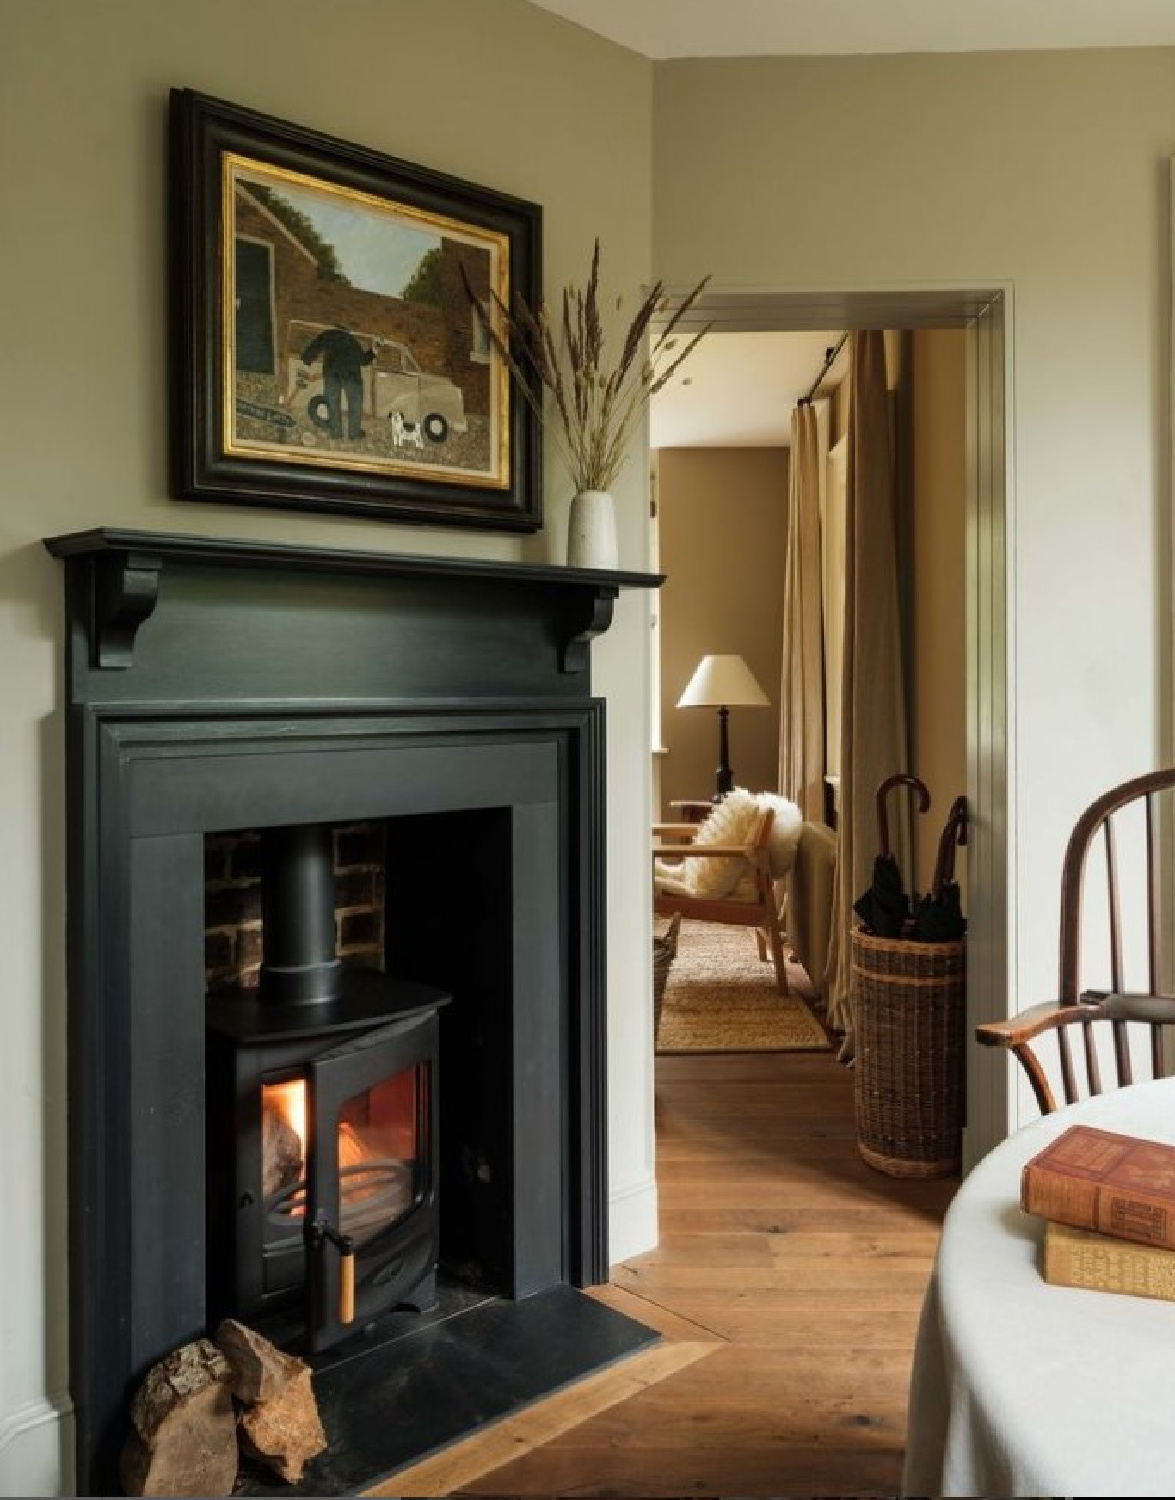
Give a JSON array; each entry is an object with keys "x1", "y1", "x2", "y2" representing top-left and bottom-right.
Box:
[{"x1": 649, "y1": 286, "x2": 1011, "y2": 1168}]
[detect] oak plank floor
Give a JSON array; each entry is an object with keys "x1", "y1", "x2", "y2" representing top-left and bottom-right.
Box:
[{"x1": 391, "y1": 1047, "x2": 958, "y2": 1498}]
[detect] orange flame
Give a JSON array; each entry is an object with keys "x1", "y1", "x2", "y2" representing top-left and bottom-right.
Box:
[{"x1": 264, "y1": 1078, "x2": 307, "y2": 1149}]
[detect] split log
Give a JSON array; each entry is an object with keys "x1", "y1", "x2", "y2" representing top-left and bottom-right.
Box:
[
  {"x1": 262, "y1": 1103, "x2": 304, "y2": 1198},
  {"x1": 215, "y1": 1317, "x2": 306, "y2": 1404},
  {"x1": 237, "y1": 1366, "x2": 328, "y2": 1483},
  {"x1": 215, "y1": 1318, "x2": 327, "y2": 1483},
  {"x1": 119, "y1": 1338, "x2": 237, "y2": 1498}
]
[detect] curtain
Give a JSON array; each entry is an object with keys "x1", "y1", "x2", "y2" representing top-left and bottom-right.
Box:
[
  {"x1": 825, "y1": 331, "x2": 910, "y2": 1054},
  {"x1": 779, "y1": 400, "x2": 826, "y2": 820}
]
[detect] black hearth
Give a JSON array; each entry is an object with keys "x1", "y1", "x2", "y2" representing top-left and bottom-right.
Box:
[{"x1": 45, "y1": 530, "x2": 663, "y2": 1496}]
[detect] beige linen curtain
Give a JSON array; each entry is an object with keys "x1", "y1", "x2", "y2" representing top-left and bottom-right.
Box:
[
  {"x1": 779, "y1": 400, "x2": 826, "y2": 820},
  {"x1": 825, "y1": 331, "x2": 910, "y2": 1053}
]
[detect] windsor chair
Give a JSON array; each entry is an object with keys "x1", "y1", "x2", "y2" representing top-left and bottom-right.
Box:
[{"x1": 976, "y1": 768, "x2": 1175, "y2": 1113}]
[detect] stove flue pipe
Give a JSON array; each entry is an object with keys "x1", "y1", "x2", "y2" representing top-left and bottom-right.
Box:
[{"x1": 258, "y1": 823, "x2": 344, "y2": 1006}]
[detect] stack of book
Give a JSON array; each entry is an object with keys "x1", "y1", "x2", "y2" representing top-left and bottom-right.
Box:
[{"x1": 1021, "y1": 1124, "x2": 1175, "y2": 1302}]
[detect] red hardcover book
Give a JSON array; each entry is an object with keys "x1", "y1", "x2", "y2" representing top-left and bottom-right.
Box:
[{"x1": 1021, "y1": 1124, "x2": 1175, "y2": 1248}]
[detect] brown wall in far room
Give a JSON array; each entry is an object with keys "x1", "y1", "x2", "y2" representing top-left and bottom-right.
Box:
[{"x1": 657, "y1": 446, "x2": 789, "y2": 814}]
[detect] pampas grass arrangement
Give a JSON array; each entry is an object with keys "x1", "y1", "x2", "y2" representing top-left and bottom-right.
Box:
[{"x1": 467, "y1": 241, "x2": 710, "y2": 494}]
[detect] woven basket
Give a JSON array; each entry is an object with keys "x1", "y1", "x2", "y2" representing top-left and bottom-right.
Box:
[
  {"x1": 851, "y1": 927, "x2": 966, "y2": 1179},
  {"x1": 653, "y1": 912, "x2": 682, "y2": 1038}
]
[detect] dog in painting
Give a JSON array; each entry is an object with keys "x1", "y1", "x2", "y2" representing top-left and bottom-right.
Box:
[{"x1": 390, "y1": 410, "x2": 425, "y2": 450}]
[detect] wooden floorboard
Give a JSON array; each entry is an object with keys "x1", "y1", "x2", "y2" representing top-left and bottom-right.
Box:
[
  {"x1": 365, "y1": 1341, "x2": 718, "y2": 1498},
  {"x1": 376, "y1": 1043, "x2": 958, "y2": 1498}
]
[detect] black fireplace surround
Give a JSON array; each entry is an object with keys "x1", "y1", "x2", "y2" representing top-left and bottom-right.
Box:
[{"x1": 46, "y1": 528, "x2": 662, "y2": 1495}]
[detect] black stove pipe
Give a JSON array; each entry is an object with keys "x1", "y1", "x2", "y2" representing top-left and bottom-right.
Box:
[{"x1": 258, "y1": 823, "x2": 343, "y2": 1006}]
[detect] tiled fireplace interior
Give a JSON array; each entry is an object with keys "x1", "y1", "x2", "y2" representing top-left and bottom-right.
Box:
[{"x1": 46, "y1": 530, "x2": 660, "y2": 1495}]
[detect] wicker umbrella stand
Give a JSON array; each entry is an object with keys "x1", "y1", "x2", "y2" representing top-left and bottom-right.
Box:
[{"x1": 850, "y1": 927, "x2": 966, "y2": 1178}]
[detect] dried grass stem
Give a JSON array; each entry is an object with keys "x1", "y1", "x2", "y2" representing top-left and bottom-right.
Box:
[{"x1": 466, "y1": 240, "x2": 710, "y2": 495}]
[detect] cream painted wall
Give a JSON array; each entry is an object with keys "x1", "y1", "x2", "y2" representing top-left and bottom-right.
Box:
[
  {"x1": 654, "y1": 47, "x2": 1173, "y2": 1117},
  {"x1": 0, "y1": 3, "x2": 656, "y2": 1490},
  {"x1": 656, "y1": 448, "x2": 788, "y2": 811},
  {"x1": 911, "y1": 331, "x2": 969, "y2": 902}
]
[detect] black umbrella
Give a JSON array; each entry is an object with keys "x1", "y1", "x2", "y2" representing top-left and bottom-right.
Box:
[
  {"x1": 854, "y1": 773, "x2": 931, "y2": 937},
  {"x1": 911, "y1": 795, "x2": 969, "y2": 942}
]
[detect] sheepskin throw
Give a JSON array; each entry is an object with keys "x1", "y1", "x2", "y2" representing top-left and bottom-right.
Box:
[{"x1": 654, "y1": 788, "x2": 803, "y2": 900}]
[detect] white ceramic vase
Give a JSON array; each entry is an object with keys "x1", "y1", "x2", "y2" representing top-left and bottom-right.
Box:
[{"x1": 566, "y1": 489, "x2": 619, "y2": 570}]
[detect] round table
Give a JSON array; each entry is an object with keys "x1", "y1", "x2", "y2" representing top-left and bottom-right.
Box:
[{"x1": 901, "y1": 1076, "x2": 1175, "y2": 1499}]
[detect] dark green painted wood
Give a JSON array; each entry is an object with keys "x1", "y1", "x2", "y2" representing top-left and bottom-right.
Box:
[{"x1": 44, "y1": 528, "x2": 662, "y2": 681}]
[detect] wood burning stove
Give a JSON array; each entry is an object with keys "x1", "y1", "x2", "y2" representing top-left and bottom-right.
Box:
[{"x1": 206, "y1": 823, "x2": 448, "y2": 1352}]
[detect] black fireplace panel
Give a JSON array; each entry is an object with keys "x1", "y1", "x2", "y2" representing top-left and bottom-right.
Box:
[{"x1": 383, "y1": 805, "x2": 566, "y2": 1298}]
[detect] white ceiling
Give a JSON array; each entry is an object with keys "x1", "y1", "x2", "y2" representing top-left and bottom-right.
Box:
[
  {"x1": 650, "y1": 330, "x2": 844, "y2": 450},
  {"x1": 527, "y1": 0, "x2": 1175, "y2": 61}
]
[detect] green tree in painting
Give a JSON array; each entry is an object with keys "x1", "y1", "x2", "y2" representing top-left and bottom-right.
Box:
[
  {"x1": 402, "y1": 247, "x2": 442, "y2": 305},
  {"x1": 241, "y1": 183, "x2": 349, "y2": 284}
]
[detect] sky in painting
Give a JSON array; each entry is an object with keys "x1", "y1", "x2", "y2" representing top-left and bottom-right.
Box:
[{"x1": 252, "y1": 173, "x2": 440, "y2": 297}]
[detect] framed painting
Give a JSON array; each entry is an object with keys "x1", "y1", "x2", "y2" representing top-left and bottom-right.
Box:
[{"x1": 169, "y1": 89, "x2": 542, "y2": 531}]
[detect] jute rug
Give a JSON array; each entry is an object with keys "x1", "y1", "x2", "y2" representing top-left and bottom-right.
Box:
[{"x1": 655, "y1": 918, "x2": 832, "y2": 1054}]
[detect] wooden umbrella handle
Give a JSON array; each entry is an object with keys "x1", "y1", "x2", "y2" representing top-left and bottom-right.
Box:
[
  {"x1": 932, "y1": 795, "x2": 969, "y2": 896},
  {"x1": 876, "y1": 774, "x2": 931, "y2": 858}
]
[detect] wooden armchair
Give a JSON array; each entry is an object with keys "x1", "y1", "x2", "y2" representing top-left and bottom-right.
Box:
[
  {"x1": 653, "y1": 803, "x2": 791, "y2": 994},
  {"x1": 976, "y1": 767, "x2": 1175, "y2": 1113}
]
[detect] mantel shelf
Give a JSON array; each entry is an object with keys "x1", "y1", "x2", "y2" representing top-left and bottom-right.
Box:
[
  {"x1": 44, "y1": 526, "x2": 662, "y2": 589},
  {"x1": 44, "y1": 527, "x2": 663, "y2": 675}
]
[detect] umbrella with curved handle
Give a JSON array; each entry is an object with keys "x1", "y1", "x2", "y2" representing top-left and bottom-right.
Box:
[
  {"x1": 931, "y1": 795, "x2": 969, "y2": 898},
  {"x1": 876, "y1": 773, "x2": 932, "y2": 859},
  {"x1": 855, "y1": 773, "x2": 932, "y2": 937},
  {"x1": 912, "y1": 794, "x2": 969, "y2": 941}
]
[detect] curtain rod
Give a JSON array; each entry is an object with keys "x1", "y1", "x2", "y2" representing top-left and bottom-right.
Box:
[{"x1": 799, "y1": 331, "x2": 849, "y2": 404}]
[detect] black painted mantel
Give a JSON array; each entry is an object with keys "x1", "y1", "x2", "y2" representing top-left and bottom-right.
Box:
[
  {"x1": 44, "y1": 527, "x2": 662, "y2": 1495},
  {"x1": 46, "y1": 527, "x2": 661, "y2": 674}
]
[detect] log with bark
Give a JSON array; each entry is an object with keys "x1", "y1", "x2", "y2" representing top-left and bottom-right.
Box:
[{"x1": 119, "y1": 1338, "x2": 238, "y2": 1498}]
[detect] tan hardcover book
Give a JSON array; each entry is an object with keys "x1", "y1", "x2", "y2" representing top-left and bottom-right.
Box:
[
  {"x1": 1020, "y1": 1124, "x2": 1175, "y2": 1249},
  {"x1": 1043, "y1": 1219, "x2": 1175, "y2": 1302}
]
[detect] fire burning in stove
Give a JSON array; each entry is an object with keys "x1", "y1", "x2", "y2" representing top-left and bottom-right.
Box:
[
  {"x1": 262, "y1": 1072, "x2": 420, "y2": 1246},
  {"x1": 262, "y1": 1080, "x2": 308, "y2": 1203}
]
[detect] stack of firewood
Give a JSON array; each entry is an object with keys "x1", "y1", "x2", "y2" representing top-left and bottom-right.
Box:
[{"x1": 120, "y1": 1319, "x2": 327, "y2": 1496}]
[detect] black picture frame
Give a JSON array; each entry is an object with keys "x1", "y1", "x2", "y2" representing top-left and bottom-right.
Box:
[{"x1": 169, "y1": 89, "x2": 542, "y2": 532}]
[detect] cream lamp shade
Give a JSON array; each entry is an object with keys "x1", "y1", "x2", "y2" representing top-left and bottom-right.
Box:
[{"x1": 676, "y1": 653, "x2": 770, "y2": 799}]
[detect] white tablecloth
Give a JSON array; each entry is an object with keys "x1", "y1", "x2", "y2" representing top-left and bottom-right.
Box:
[{"x1": 901, "y1": 1076, "x2": 1175, "y2": 1499}]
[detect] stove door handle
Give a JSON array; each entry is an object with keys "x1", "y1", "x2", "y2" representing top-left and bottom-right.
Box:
[
  {"x1": 339, "y1": 1240, "x2": 356, "y2": 1325},
  {"x1": 309, "y1": 1216, "x2": 357, "y2": 1326}
]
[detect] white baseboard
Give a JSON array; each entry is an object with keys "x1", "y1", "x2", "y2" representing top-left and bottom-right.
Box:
[
  {"x1": 0, "y1": 1394, "x2": 74, "y2": 1497},
  {"x1": 608, "y1": 1172, "x2": 658, "y2": 1266}
]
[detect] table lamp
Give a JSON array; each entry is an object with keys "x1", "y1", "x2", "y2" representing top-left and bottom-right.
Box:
[{"x1": 677, "y1": 653, "x2": 770, "y2": 800}]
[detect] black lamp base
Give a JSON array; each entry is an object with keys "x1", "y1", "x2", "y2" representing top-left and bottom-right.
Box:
[{"x1": 713, "y1": 706, "x2": 733, "y2": 801}]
